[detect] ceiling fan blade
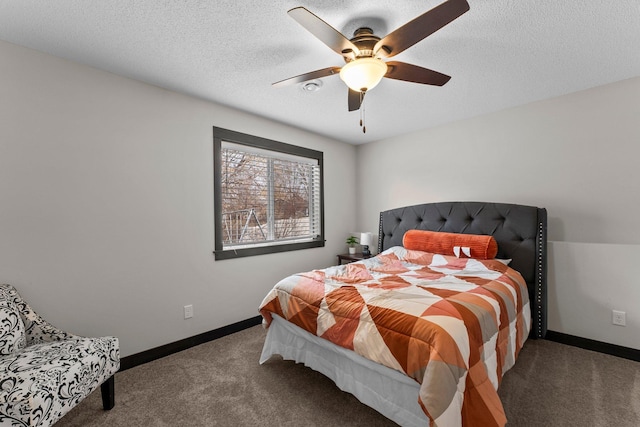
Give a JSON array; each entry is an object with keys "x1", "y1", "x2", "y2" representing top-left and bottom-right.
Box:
[
  {"x1": 288, "y1": 7, "x2": 360, "y2": 58},
  {"x1": 348, "y1": 89, "x2": 363, "y2": 111},
  {"x1": 272, "y1": 67, "x2": 341, "y2": 87},
  {"x1": 374, "y1": 0, "x2": 469, "y2": 58},
  {"x1": 385, "y1": 61, "x2": 451, "y2": 86}
]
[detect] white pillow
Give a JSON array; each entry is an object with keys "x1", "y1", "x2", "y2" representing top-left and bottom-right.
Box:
[{"x1": 0, "y1": 304, "x2": 26, "y2": 355}]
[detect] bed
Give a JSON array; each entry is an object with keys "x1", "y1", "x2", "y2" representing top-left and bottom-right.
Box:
[{"x1": 259, "y1": 201, "x2": 547, "y2": 426}]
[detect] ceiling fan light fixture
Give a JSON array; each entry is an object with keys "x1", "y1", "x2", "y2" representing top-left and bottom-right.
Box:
[{"x1": 339, "y1": 58, "x2": 388, "y2": 92}]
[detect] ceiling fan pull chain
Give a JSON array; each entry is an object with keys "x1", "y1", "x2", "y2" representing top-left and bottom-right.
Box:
[
  {"x1": 359, "y1": 91, "x2": 363, "y2": 127},
  {"x1": 361, "y1": 91, "x2": 366, "y2": 133}
]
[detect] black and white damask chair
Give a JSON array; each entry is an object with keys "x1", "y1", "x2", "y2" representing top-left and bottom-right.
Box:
[{"x1": 0, "y1": 284, "x2": 120, "y2": 426}]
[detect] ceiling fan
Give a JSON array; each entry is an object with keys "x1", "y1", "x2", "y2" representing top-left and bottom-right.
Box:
[{"x1": 273, "y1": 0, "x2": 470, "y2": 131}]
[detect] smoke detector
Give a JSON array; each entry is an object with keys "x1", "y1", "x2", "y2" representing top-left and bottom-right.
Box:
[{"x1": 301, "y1": 80, "x2": 322, "y2": 92}]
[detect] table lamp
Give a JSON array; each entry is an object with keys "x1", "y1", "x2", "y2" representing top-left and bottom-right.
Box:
[{"x1": 359, "y1": 232, "x2": 373, "y2": 256}]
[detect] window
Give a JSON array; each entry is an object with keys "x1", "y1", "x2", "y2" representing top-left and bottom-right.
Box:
[{"x1": 213, "y1": 127, "x2": 324, "y2": 260}]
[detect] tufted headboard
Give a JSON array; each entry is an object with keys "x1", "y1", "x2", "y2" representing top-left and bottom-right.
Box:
[{"x1": 378, "y1": 201, "x2": 547, "y2": 338}]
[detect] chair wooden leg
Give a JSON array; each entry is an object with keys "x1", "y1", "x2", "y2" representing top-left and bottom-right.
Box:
[{"x1": 100, "y1": 375, "x2": 115, "y2": 410}]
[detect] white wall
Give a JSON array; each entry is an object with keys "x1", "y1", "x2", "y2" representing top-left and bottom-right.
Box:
[
  {"x1": 356, "y1": 77, "x2": 640, "y2": 350},
  {"x1": 0, "y1": 40, "x2": 357, "y2": 357},
  {"x1": 2, "y1": 37, "x2": 638, "y2": 356},
  {"x1": 549, "y1": 242, "x2": 638, "y2": 349}
]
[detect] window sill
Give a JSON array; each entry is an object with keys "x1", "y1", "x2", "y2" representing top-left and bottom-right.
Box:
[{"x1": 214, "y1": 239, "x2": 325, "y2": 260}]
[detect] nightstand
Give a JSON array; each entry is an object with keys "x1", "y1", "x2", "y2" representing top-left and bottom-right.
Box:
[{"x1": 337, "y1": 253, "x2": 371, "y2": 265}]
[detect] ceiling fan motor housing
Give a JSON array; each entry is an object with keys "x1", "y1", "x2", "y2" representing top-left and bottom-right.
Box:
[{"x1": 342, "y1": 27, "x2": 382, "y2": 61}]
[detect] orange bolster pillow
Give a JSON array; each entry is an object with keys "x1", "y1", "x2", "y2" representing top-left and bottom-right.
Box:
[{"x1": 402, "y1": 229, "x2": 498, "y2": 259}]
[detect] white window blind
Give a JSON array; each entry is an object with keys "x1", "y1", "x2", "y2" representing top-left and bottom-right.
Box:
[{"x1": 220, "y1": 141, "x2": 321, "y2": 249}]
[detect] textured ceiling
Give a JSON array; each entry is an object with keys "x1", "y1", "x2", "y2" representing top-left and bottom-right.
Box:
[{"x1": 1, "y1": 1, "x2": 639, "y2": 144}]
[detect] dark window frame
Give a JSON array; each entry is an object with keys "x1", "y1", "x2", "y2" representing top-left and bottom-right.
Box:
[{"x1": 213, "y1": 127, "x2": 325, "y2": 260}]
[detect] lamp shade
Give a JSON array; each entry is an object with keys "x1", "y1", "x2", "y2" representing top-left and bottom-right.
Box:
[
  {"x1": 339, "y1": 58, "x2": 388, "y2": 92},
  {"x1": 359, "y1": 232, "x2": 373, "y2": 246}
]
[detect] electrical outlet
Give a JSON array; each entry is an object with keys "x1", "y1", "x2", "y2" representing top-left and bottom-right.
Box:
[
  {"x1": 184, "y1": 304, "x2": 194, "y2": 319},
  {"x1": 612, "y1": 310, "x2": 626, "y2": 326}
]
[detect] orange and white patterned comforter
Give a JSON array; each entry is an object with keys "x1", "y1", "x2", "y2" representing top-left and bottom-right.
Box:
[{"x1": 259, "y1": 246, "x2": 531, "y2": 427}]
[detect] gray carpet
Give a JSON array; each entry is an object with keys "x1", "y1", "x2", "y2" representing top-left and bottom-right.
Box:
[{"x1": 57, "y1": 326, "x2": 640, "y2": 426}]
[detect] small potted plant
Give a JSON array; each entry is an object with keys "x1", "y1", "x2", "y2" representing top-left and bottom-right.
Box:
[{"x1": 346, "y1": 235, "x2": 358, "y2": 254}]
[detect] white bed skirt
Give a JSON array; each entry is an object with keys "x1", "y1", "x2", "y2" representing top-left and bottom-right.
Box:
[{"x1": 259, "y1": 314, "x2": 427, "y2": 427}]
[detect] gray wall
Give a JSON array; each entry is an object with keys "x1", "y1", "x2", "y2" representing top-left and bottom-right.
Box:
[
  {"x1": 0, "y1": 40, "x2": 357, "y2": 357},
  {"x1": 356, "y1": 77, "x2": 640, "y2": 349}
]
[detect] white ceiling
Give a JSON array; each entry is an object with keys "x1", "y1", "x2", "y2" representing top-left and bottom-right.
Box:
[{"x1": 1, "y1": 1, "x2": 639, "y2": 144}]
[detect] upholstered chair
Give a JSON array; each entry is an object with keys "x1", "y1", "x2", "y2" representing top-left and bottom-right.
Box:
[{"x1": 0, "y1": 284, "x2": 120, "y2": 426}]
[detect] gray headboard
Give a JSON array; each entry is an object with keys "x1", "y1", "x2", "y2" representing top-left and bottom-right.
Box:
[{"x1": 378, "y1": 201, "x2": 547, "y2": 338}]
